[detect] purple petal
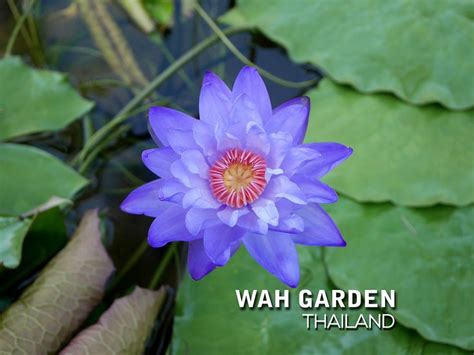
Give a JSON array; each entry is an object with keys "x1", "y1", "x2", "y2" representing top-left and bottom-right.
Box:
[
  {"x1": 193, "y1": 120, "x2": 217, "y2": 159},
  {"x1": 266, "y1": 132, "x2": 293, "y2": 169},
  {"x1": 204, "y1": 225, "x2": 244, "y2": 266},
  {"x1": 148, "y1": 107, "x2": 195, "y2": 146},
  {"x1": 148, "y1": 204, "x2": 198, "y2": 247},
  {"x1": 199, "y1": 71, "x2": 232, "y2": 126},
  {"x1": 170, "y1": 160, "x2": 208, "y2": 189},
  {"x1": 243, "y1": 231, "x2": 300, "y2": 287},
  {"x1": 229, "y1": 93, "x2": 264, "y2": 128},
  {"x1": 293, "y1": 204, "x2": 346, "y2": 246},
  {"x1": 291, "y1": 174, "x2": 338, "y2": 203},
  {"x1": 187, "y1": 239, "x2": 217, "y2": 280},
  {"x1": 236, "y1": 212, "x2": 268, "y2": 234},
  {"x1": 120, "y1": 180, "x2": 183, "y2": 217},
  {"x1": 280, "y1": 145, "x2": 322, "y2": 176},
  {"x1": 244, "y1": 121, "x2": 270, "y2": 157},
  {"x1": 217, "y1": 206, "x2": 249, "y2": 227},
  {"x1": 267, "y1": 96, "x2": 310, "y2": 144},
  {"x1": 166, "y1": 128, "x2": 199, "y2": 153},
  {"x1": 232, "y1": 66, "x2": 272, "y2": 121},
  {"x1": 180, "y1": 150, "x2": 209, "y2": 179},
  {"x1": 263, "y1": 175, "x2": 307, "y2": 205},
  {"x1": 271, "y1": 214, "x2": 304, "y2": 234},
  {"x1": 142, "y1": 148, "x2": 178, "y2": 178},
  {"x1": 215, "y1": 130, "x2": 242, "y2": 152},
  {"x1": 182, "y1": 188, "x2": 221, "y2": 209},
  {"x1": 251, "y1": 198, "x2": 279, "y2": 226},
  {"x1": 185, "y1": 207, "x2": 218, "y2": 236},
  {"x1": 299, "y1": 143, "x2": 353, "y2": 178}
]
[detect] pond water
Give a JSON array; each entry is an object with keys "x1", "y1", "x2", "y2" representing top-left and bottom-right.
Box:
[{"x1": 2, "y1": 1, "x2": 321, "y2": 353}]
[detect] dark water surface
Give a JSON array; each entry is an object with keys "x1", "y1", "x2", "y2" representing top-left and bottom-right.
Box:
[{"x1": 2, "y1": 1, "x2": 321, "y2": 352}]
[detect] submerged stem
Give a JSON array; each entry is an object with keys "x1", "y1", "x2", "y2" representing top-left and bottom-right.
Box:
[
  {"x1": 108, "y1": 238, "x2": 149, "y2": 291},
  {"x1": 5, "y1": 0, "x2": 36, "y2": 56},
  {"x1": 6, "y1": 0, "x2": 33, "y2": 50},
  {"x1": 193, "y1": 2, "x2": 319, "y2": 89},
  {"x1": 75, "y1": 26, "x2": 245, "y2": 165},
  {"x1": 149, "y1": 244, "x2": 178, "y2": 290},
  {"x1": 78, "y1": 124, "x2": 129, "y2": 174}
]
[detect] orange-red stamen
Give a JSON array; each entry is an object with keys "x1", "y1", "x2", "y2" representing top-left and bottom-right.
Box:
[{"x1": 209, "y1": 149, "x2": 267, "y2": 208}]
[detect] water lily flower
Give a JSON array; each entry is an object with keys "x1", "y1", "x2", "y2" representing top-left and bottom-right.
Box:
[{"x1": 121, "y1": 66, "x2": 352, "y2": 287}]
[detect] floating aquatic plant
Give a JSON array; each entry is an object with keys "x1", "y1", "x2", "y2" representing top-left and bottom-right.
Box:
[{"x1": 121, "y1": 66, "x2": 352, "y2": 287}]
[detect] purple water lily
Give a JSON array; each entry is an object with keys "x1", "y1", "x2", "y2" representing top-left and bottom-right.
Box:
[{"x1": 121, "y1": 66, "x2": 352, "y2": 287}]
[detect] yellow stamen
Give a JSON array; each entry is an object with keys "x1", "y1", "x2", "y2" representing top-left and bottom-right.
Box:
[{"x1": 223, "y1": 163, "x2": 254, "y2": 192}]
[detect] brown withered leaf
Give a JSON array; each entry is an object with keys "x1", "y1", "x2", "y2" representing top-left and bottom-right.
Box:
[
  {"x1": 61, "y1": 286, "x2": 166, "y2": 354},
  {"x1": 0, "y1": 210, "x2": 115, "y2": 354}
]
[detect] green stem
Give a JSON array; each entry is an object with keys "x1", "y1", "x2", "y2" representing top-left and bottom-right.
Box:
[
  {"x1": 6, "y1": 0, "x2": 33, "y2": 50},
  {"x1": 51, "y1": 45, "x2": 103, "y2": 58},
  {"x1": 79, "y1": 78, "x2": 132, "y2": 90},
  {"x1": 75, "y1": 26, "x2": 246, "y2": 165},
  {"x1": 82, "y1": 115, "x2": 93, "y2": 143},
  {"x1": 149, "y1": 32, "x2": 195, "y2": 91},
  {"x1": 5, "y1": 0, "x2": 36, "y2": 57},
  {"x1": 78, "y1": 124, "x2": 129, "y2": 174},
  {"x1": 108, "y1": 238, "x2": 149, "y2": 291},
  {"x1": 108, "y1": 159, "x2": 145, "y2": 185},
  {"x1": 149, "y1": 244, "x2": 177, "y2": 290},
  {"x1": 103, "y1": 187, "x2": 138, "y2": 195},
  {"x1": 194, "y1": 2, "x2": 319, "y2": 89},
  {"x1": 173, "y1": 246, "x2": 182, "y2": 283}
]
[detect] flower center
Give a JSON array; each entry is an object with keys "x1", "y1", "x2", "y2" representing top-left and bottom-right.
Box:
[{"x1": 209, "y1": 149, "x2": 267, "y2": 208}]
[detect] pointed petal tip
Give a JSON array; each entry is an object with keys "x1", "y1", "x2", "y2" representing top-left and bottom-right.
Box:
[
  {"x1": 202, "y1": 70, "x2": 220, "y2": 85},
  {"x1": 119, "y1": 200, "x2": 129, "y2": 213},
  {"x1": 147, "y1": 231, "x2": 164, "y2": 249},
  {"x1": 286, "y1": 278, "x2": 299, "y2": 288},
  {"x1": 278, "y1": 265, "x2": 300, "y2": 288},
  {"x1": 241, "y1": 65, "x2": 256, "y2": 72},
  {"x1": 189, "y1": 271, "x2": 205, "y2": 281},
  {"x1": 337, "y1": 237, "x2": 347, "y2": 247},
  {"x1": 300, "y1": 95, "x2": 310, "y2": 105},
  {"x1": 188, "y1": 263, "x2": 216, "y2": 281},
  {"x1": 236, "y1": 65, "x2": 260, "y2": 79},
  {"x1": 140, "y1": 149, "x2": 154, "y2": 165},
  {"x1": 120, "y1": 195, "x2": 138, "y2": 215},
  {"x1": 148, "y1": 105, "x2": 166, "y2": 121},
  {"x1": 327, "y1": 226, "x2": 347, "y2": 247}
]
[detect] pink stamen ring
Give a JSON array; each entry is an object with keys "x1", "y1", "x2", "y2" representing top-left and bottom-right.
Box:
[{"x1": 209, "y1": 149, "x2": 267, "y2": 208}]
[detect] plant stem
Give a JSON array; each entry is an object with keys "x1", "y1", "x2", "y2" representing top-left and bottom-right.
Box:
[
  {"x1": 6, "y1": 0, "x2": 33, "y2": 50},
  {"x1": 5, "y1": 0, "x2": 36, "y2": 56},
  {"x1": 149, "y1": 244, "x2": 177, "y2": 290},
  {"x1": 193, "y1": 2, "x2": 319, "y2": 89},
  {"x1": 82, "y1": 115, "x2": 93, "y2": 143},
  {"x1": 149, "y1": 32, "x2": 195, "y2": 91},
  {"x1": 108, "y1": 238, "x2": 149, "y2": 291},
  {"x1": 78, "y1": 124, "x2": 129, "y2": 174},
  {"x1": 75, "y1": 26, "x2": 245, "y2": 165},
  {"x1": 108, "y1": 159, "x2": 145, "y2": 185}
]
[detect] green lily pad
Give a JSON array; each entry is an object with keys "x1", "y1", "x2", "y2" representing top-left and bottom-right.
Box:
[
  {"x1": 0, "y1": 208, "x2": 68, "y2": 287},
  {"x1": 325, "y1": 198, "x2": 474, "y2": 350},
  {"x1": 0, "y1": 143, "x2": 88, "y2": 216},
  {"x1": 0, "y1": 56, "x2": 93, "y2": 141},
  {"x1": 305, "y1": 80, "x2": 474, "y2": 206},
  {"x1": 0, "y1": 217, "x2": 33, "y2": 269},
  {"x1": 172, "y1": 246, "x2": 467, "y2": 354},
  {"x1": 144, "y1": 0, "x2": 174, "y2": 28},
  {"x1": 224, "y1": 0, "x2": 474, "y2": 109}
]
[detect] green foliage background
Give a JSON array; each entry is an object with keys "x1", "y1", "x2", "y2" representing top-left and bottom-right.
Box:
[
  {"x1": 173, "y1": 1, "x2": 474, "y2": 354},
  {"x1": 0, "y1": 0, "x2": 472, "y2": 353}
]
